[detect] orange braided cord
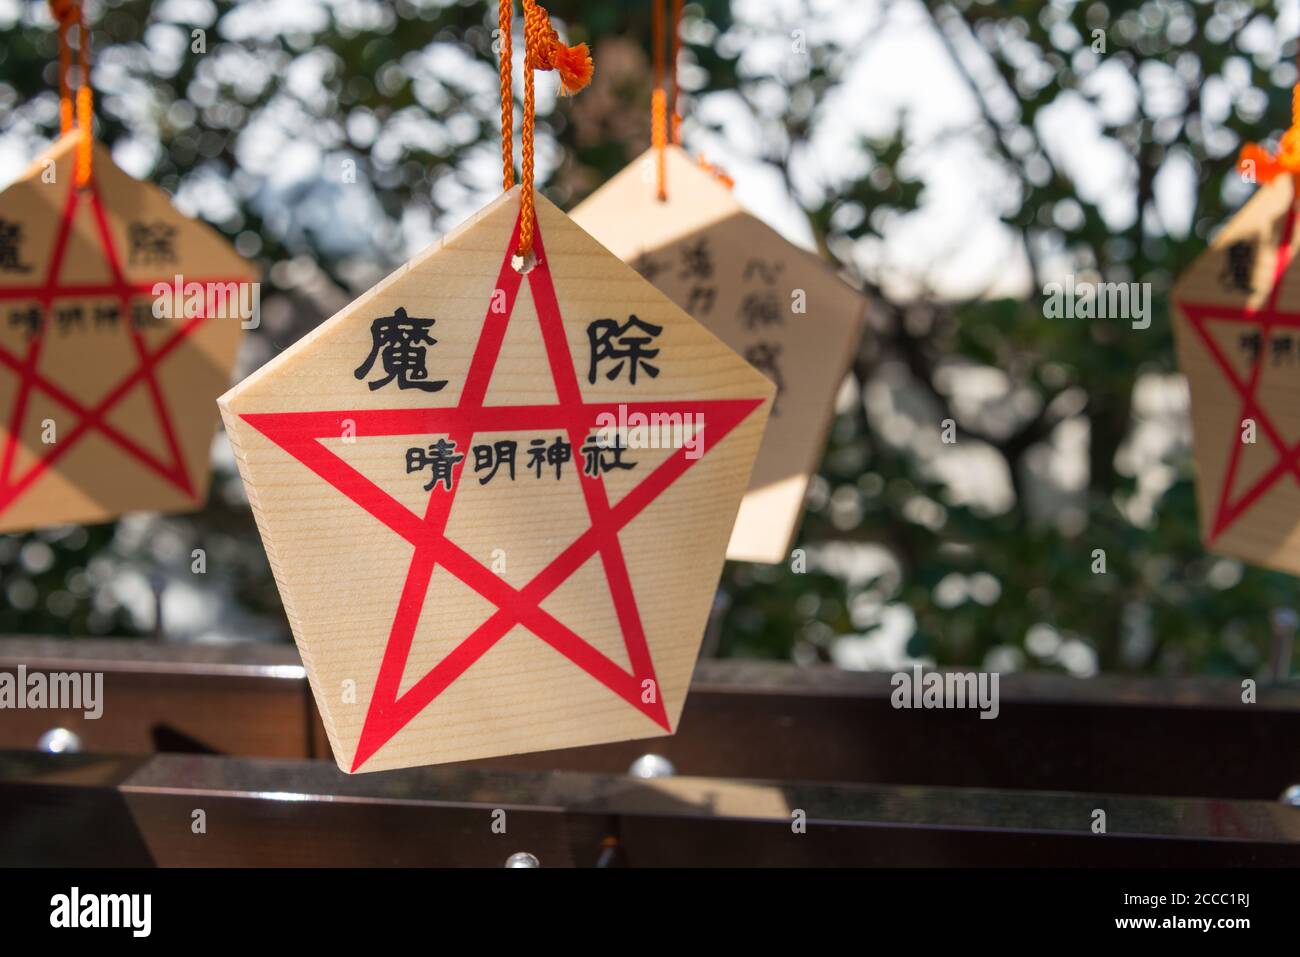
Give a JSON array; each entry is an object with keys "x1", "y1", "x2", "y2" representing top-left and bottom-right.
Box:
[
  {"x1": 47, "y1": 0, "x2": 77, "y2": 26},
  {"x1": 500, "y1": 0, "x2": 514, "y2": 189},
  {"x1": 651, "y1": 87, "x2": 668, "y2": 201},
  {"x1": 652, "y1": 0, "x2": 667, "y2": 200},
  {"x1": 48, "y1": 0, "x2": 92, "y2": 186},
  {"x1": 520, "y1": 38, "x2": 536, "y2": 257},
  {"x1": 75, "y1": 81, "x2": 92, "y2": 188},
  {"x1": 49, "y1": 0, "x2": 77, "y2": 132},
  {"x1": 516, "y1": 0, "x2": 593, "y2": 257}
]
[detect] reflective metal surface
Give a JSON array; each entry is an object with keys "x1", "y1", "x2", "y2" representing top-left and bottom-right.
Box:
[{"x1": 1, "y1": 750, "x2": 1298, "y2": 866}]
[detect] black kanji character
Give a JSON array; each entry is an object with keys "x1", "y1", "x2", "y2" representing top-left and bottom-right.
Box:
[
  {"x1": 472, "y1": 439, "x2": 518, "y2": 485},
  {"x1": 0, "y1": 219, "x2": 32, "y2": 273},
  {"x1": 580, "y1": 433, "x2": 636, "y2": 477},
  {"x1": 355, "y1": 307, "x2": 449, "y2": 393},
  {"x1": 743, "y1": 258, "x2": 783, "y2": 284},
  {"x1": 678, "y1": 238, "x2": 713, "y2": 280},
  {"x1": 1273, "y1": 334, "x2": 1294, "y2": 366},
  {"x1": 8, "y1": 307, "x2": 41, "y2": 339},
  {"x1": 745, "y1": 341, "x2": 785, "y2": 416},
  {"x1": 634, "y1": 253, "x2": 670, "y2": 283},
  {"x1": 686, "y1": 285, "x2": 715, "y2": 316},
  {"x1": 406, "y1": 438, "x2": 464, "y2": 491},
  {"x1": 739, "y1": 289, "x2": 782, "y2": 329},
  {"x1": 1220, "y1": 240, "x2": 1255, "y2": 293},
  {"x1": 128, "y1": 222, "x2": 177, "y2": 266},
  {"x1": 587, "y1": 315, "x2": 662, "y2": 385},
  {"x1": 56, "y1": 305, "x2": 85, "y2": 334},
  {"x1": 526, "y1": 436, "x2": 572, "y2": 480},
  {"x1": 1240, "y1": 331, "x2": 1263, "y2": 364},
  {"x1": 132, "y1": 301, "x2": 164, "y2": 330}
]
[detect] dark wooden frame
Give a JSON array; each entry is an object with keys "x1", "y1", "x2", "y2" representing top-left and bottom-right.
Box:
[{"x1": 2, "y1": 638, "x2": 1299, "y2": 866}]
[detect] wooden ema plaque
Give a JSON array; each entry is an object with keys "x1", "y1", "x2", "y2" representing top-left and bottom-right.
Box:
[
  {"x1": 1171, "y1": 174, "x2": 1300, "y2": 574},
  {"x1": 219, "y1": 187, "x2": 773, "y2": 773},
  {"x1": 571, "y1": 145, "x2": 867, "y2": 563},
  {"x1": 0, "y1": 133, "x2": 255, "y2": 531}
]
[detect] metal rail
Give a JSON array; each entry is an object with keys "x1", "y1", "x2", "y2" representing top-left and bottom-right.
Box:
[
  {"x1": 2, "y1": 637, "x2": 1298, "y2": 799},
  {"x1": 1, "y1": 750, "x2": 1297, "y2": 866}
]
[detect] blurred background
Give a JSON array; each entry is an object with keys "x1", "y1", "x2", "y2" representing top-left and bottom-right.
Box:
[{"x1": 0, "y1": 0, "x2": 1297, "y2": 679}]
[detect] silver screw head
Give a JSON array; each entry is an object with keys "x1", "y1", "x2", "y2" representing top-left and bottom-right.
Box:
[
  {"x1": 37, "y1": 728, "x2": 81, "y2": 754},
  {"x1": 505, "y1": 852, "x2": 540, "y2": 868},
  {"x1": 628, "y1": 753, "x2": 675, "y2": 779}
]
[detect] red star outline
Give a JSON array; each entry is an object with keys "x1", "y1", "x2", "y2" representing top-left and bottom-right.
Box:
[
  {"x1": 239, "y1": 210, "x2": 766, "y2": 771},
  {"x1": 1177, "y1": 189, "x2": 1300, "y2": 543},
  {"x1": 0, "y1": 172, "x2": 249, "y2": 516}
]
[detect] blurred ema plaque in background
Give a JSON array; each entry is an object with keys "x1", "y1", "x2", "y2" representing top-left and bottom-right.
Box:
[
  {"x1": 0, "y1": 133, "x2": 256, "y2": 532},
  {"x1": 572, "y1": 145, "x2": 867, "y2": 564},
  {"x1": 1171, "y1": 174, "x2": 1300, "y2": 575}
]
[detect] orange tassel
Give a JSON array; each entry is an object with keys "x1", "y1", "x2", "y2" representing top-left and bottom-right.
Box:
[
  {"x1": 1238, "y1": 83, "x2": 1300, "y2": 185},
  {"x1": 551, "y1": 41, "x2": 593, "y2": 95},
  {"x1": 523, "y1": 1, "x2": 592, "y2": 96},
  {"x1": 514, "y1": 0, "x2": 594, "y2": 258}
]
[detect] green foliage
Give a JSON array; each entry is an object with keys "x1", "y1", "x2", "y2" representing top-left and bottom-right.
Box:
[{"x1": 713, "y1": 0, "x2": 1300, "y2": 676}]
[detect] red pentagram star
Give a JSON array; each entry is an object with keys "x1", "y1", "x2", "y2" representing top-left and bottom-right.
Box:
[
  {"x1": 1177, "y1": 193, "x2": 1300, "y2": 543},
  {"x1": 0, "y1": 176, "x2": 247, "y2": 516},
  {"x1": 240, "y1": 210, "x2": 765, "y2": 771}
]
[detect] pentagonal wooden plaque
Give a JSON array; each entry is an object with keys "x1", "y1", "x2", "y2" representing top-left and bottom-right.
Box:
[
  {"x1": 219, "y1": 187, "x2": 773, "y2": 773},
  {"x1": 571, "y1": 146, "x2": 867, "y2": 563},
  {"x1": 0, "y1": 133, "x2": 256, "y2": 531},
  {"x1": 1171, "y1": 175, "x2": 1300, "y2": 574}
]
